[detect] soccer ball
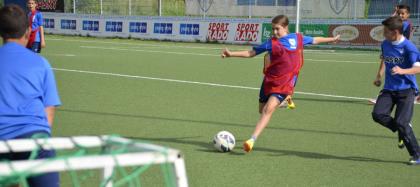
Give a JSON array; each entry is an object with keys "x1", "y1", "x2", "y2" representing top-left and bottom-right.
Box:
[{"x1": 213, "y1": 131, "x2": 235, "y2": 152}]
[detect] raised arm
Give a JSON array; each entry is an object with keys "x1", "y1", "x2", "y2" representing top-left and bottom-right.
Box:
[
  {"x1": 312, "y1": 35, "x2": 340, "y2": 45},
  {"x1": 221, "y1": 48, "x2": 256, "y2": 58}
]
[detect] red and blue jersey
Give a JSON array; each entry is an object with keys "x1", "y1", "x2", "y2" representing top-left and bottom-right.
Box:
[
  {"x1": 27, "y1": 10, "x2": 43, "y2": 49},
  {"x1": 253, "y1": 33, "x2": 313, "y2": 54},
  {"x1": 381, "y1": 37, "x2": 419, "y2": 93},
  {"x1": 253, "y1": 33, "x2": 312, "y2": 95},
  {"x1": 28, "y1": 10, "x2": 43, "y2": 42}
]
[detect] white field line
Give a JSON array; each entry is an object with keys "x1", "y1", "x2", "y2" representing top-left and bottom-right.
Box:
[
  {"x1": 80, "y1": 45, "x2": 220, "y2": 57},
  {"x1": 45, "y1": 53, "x2": 76, "y2": 57},
  {"x1": 47, "y1": 37, "x2": 377, "y2": 56},
  {"x1": 53, "y1": 67, "x2": 373, "y2": 101},
  {"x1": 48, "y1": 38, "x2": 236, "y2": 50},
  {"x1": 79, "y1": 45, "x2": 377, "y2": 64}
]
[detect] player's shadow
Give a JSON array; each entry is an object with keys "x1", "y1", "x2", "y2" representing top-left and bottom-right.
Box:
[
  {"x1": 293, "y1": 97, "x2": 369, "y2": 105},
  {"x1": 57, "y1": 108, "x2": 406, "y2": 142},
  {"x1": 125, "y1": 136, "x2": 402, "y2": 164},
  {"x1": 255, "y1": 146, "x2": 405, "y2": 164},
  {"x1": 58, "y1": 108, "x2": 415, "y2": 142},
  {"x1": 125, "y1": 136, "x2": 245, "y2": 156}
]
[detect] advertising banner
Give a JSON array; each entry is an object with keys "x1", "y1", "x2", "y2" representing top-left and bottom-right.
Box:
[
  {"x1": 207, "y1": 22, "x2": 230, "y2": 41},
  {"x1": 207, "y1": 22, "x2": 261, "y2": 44},
  {"x1": 234, "y1": 23, "x2": 260, "y2": 42},
  {"x1": 129, "y1": 22, "x2": 147, "y2": 34},
  {"x1": 41, "y1": 13, "x2": 401, "y2": 49},
  {"x1": 328, "y1": 24, "x2": 383, "y2": 46},
  {"x1": 6, "y1": 0, "x2": 65, "y2": 12},
  {"x1": 43, "y1": 18, "x2": 55, "y2": 29},
  {"x1": 261, "y1": 23, "x2": 329, "y2": 42},
  {"x1": 36, "y1": 0, "x2": 64, "y2": 12}
]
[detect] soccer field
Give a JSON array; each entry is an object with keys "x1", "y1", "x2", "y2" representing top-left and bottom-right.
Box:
[{"x1": 43, "y1": 35, "x2": 420, "y2": 186}]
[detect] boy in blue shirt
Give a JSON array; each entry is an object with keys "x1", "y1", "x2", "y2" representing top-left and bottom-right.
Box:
[
  {"x1": 371, "y1": 16, "x2": 420, "y2": 165},
  {"x1": 396, "y1": 5, "x2": 420, "y2": 104},
  {"x1": 393, "y1": 5, "x2": 413, "y2": 39},
  {"x1": 0, "y1": 4, "x2": 60, "y2": 186},
  {"x1": 27, "y1": 0, "x2": 46, "y2": 53}
]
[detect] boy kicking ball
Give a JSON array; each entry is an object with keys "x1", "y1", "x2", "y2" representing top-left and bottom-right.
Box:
[{"x1": 221, "y1": 15, "x2": 339, "y2": 153}]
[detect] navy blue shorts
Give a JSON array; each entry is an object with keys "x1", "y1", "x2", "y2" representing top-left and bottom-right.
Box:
[
  {"x1": 259, "y1": 81, "x2": 287, "y2": 103},
  {"x1": 28, "y1": 42, "x2": 42, "y2": 53},
  {"x1": 0, "y1": 131, "x2": 59, "y2": 187}
]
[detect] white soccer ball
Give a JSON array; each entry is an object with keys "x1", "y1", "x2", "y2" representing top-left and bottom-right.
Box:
[{"x1": 213, "y1": 131, "x2": 235, "y2": 152}]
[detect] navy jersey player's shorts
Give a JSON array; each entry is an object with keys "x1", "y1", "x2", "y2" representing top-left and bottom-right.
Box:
[
  {"x1": 0, "y1": 131, "x2": 59, "y2": 187},
  {"x1": 259, "y1": 81, "x2": 287, "y2": 103}
]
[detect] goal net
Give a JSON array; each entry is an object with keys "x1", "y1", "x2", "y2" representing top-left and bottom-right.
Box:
[{"x1": 0, "y1": 135, "x2": 188, "y2": 187}]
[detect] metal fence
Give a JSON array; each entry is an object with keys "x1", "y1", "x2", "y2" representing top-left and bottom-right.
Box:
[
  {"x1": 1, "y1": 0, "x2": 418, "y2": 22},
  {"x1": 63, "y1": 0, "x2": 185, "y2": 16},
  {"x1": 59, "y1": 0, "x2": 419, "y2": 23}
]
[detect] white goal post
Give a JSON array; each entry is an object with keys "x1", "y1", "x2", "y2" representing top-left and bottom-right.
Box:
[{"x1": 0, "y1": 135, "x2": 188, "y2": 187}]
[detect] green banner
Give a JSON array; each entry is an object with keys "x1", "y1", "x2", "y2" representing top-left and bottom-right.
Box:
[
  {"x1": 290, "y1": 24, "x2": 329, "y2": 37},
  {"x1": 261, "y1": 23, "x2": 329, "y2": 42},
  {"x1": 261, "y1": 23, "x2": 273, "y2": 42}
]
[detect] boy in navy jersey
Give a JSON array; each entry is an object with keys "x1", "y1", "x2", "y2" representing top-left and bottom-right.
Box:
[
  {"x1": 371, "y1": 16, "x2": 420, "y2": 165},
  {"x1": 371, "y1": 4, "x2": 415, "y2": 105}
]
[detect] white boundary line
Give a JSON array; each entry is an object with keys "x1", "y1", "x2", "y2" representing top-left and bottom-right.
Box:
[
  {"x1": 80, "y1": 46, "x2": 220, "y2": 57},
  {"x1": 45, "y1": 53, "x2": 76, "y2": 57},
  {"x1": 79, "y1": 45, "x2": 377, "y2": 64},
  {"x1": 53, "y1": 68, "x2": 373, "y2": 101},
  {"x1": 47, "y1": 37, "x2": 378, "y2": 56}
]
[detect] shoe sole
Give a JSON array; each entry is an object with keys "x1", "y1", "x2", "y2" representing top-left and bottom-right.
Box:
[{"x1": 243, "y1": 142, "x2": 252, "y2": 153}]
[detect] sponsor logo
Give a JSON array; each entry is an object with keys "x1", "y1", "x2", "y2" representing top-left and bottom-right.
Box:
[
  {"x1": 207, "y1": 22, "x2": 229, "y2": 41},
  {"x1": 105, "y1": 21, "x2": 123, "y2": 32},
  {"x1": 153, "y1": 23, "x2": 173, "y2": 34},
  {"x1": 288, "y1": 38, "x2": 296, "y2": 49},
  {"x1": 329, "y1": 0, "x2": 349, "y2": 15},
  {"x1": 129, "y1": 22, "x2": 147, "y2": 33},
  {"x1": 383, "y1": 56, "x2": 404, "y2": 64},
  {"x1": 82, "y1": 20, "x2": 99, "y2": 31},
  {"x1": 37, "y1": 0, "x2": 58, "y2": 11},
  {"x1": 43, "y1": 18, "x2": 55, "y2": 29},
  {"x1": 261, "y1": 23, "x2": 272, "y2": 41},
  {"x1": 61, "y1": 19, "x2": 76, "y2": 30},
  {"x1": 180, "y1": 24, "x2": 200, "y2": 35},
  {"x1": 302, "y1": 28, "x2": 326, "y2": 36},
  {"x1": 234, "y1": 23, "x2": 259, "y2": 42},
  {"x1": 332, "y1": 25, "x2": 358, "y2": 41},
  {"x1": 370, "y1": 25, "x2": 384, "y2": 42}
]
